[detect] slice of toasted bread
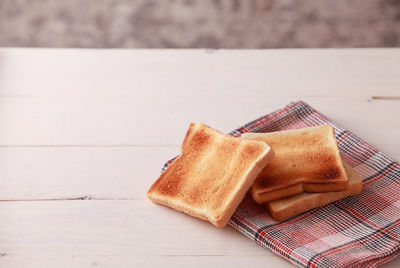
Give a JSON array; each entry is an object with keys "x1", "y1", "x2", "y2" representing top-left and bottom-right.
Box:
[
  {"x1": 241, "y1": 125, "x2": 348, "y2": 204},
  {"x1": 147, "y1": 123, "x2": 275, "y2": 228},
  {"x1": 267, "y1": 162, "x2": 363, "y2": 221}
]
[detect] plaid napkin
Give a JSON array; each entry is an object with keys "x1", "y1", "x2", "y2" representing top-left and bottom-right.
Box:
[{"x1": 163, "y1": 100, "x2": 400, "y2": 267}]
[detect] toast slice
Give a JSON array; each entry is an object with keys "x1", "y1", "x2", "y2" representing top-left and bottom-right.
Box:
[
  {"x1": 241, "y1": 125, "x2": 348, "y2": 204},
  {"x1": 267, "y1": 162, "x2": 363, "y2": 221},
  {"x1": 147, "y1": 123, "x2": 275, "y2": 228}
]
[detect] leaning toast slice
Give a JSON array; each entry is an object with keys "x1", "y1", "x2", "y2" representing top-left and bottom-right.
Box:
[
  {"x1": 147, "y1": 123, "x2": 275, "y2": 228},
  {"x1": 241, "y1": 125, "x2": 348, "y2": 204},
  {"x1": 267, "y1": 162, "x2": 363, "y2": 221}
]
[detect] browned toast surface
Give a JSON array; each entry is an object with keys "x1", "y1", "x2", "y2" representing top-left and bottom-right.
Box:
[
  {"x1": 147, "y1": 123, "x2": 275, "y2": 227},
  {"x1": 267, "y1": 162, "x2": 363, "y2": 221},
  {"x1": 241, "y1": 125, "x2": 348, "y2": 203}
]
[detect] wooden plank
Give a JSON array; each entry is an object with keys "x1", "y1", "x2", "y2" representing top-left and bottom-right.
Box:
[
  {"x1": 0, "y1": 200, "x2": 398, "y2": 267},
  {"x1": 0, "y1": 48, "x2": 399, "y2": 146},
  {"x1": 375, "y1": 144, "x2": 400, "y2": 163},
  {"x1": 0, "y1": 146, "x2": 179, "y2": 200},
  {"x1": 0, "y1": 256, "x2": 294, "y2": 268},
  {"x1": 0, "y1": 145, "x2": 398, "y2": 201},
  {"x1": 0, "y1": 97, "x2": 398, "y2": 146},
  {"x1": 0, "y1": 256, "x2": 398, "y2": 268},
  {"x1": 0, "y1": 48, "x2": 399, "y2": 98},
  {"x1": 0, "y1": 200, "x2": 273, "y2": 257}
]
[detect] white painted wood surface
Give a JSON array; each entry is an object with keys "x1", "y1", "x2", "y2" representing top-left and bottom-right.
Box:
[{"x1": 0, "y1": 48, "x2": 399, "y2": 267}]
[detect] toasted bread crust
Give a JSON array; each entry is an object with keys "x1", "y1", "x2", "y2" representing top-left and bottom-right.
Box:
[
  {"x1": 242, "y1": 125, "x2": 349, "y2": 203},
  {"x1": 267, "y1": 162, "x2": 363, "y2": 221},
  {"x1": 147, "y1": 123, "x2": 275, "y2": 227}
]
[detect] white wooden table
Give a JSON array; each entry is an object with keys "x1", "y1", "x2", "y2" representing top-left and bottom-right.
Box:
[{"x1": 0, "y1": 48, "x2": 399, "y2": 267}]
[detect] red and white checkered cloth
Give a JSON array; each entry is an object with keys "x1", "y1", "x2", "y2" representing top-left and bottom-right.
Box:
[{"x1": 163, "y1": 100, "x2": 400, "y2": 267}]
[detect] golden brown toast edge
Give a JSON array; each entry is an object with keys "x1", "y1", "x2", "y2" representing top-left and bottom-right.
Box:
[
  {"x1": 252, "y1": 180, "x2": 350, "y2": 203},
  {"x1": 214, "y1": 146, "x2": 275, "y2": 227},
  {"x1": 266, "y1": 162, "x2": 363, "y2": 221}
]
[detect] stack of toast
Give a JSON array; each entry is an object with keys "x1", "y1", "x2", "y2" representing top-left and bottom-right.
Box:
[
  {"x1": 147, "y1": 123, "x2": 363, "y2": 227},
  {"x1": 241, "y1": 125, "x2": 363, "y2": 221}
]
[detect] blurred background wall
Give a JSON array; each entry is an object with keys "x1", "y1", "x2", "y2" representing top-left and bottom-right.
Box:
[{"x1": 1, "y1": 0, "x2": 400, "y2": 48}]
